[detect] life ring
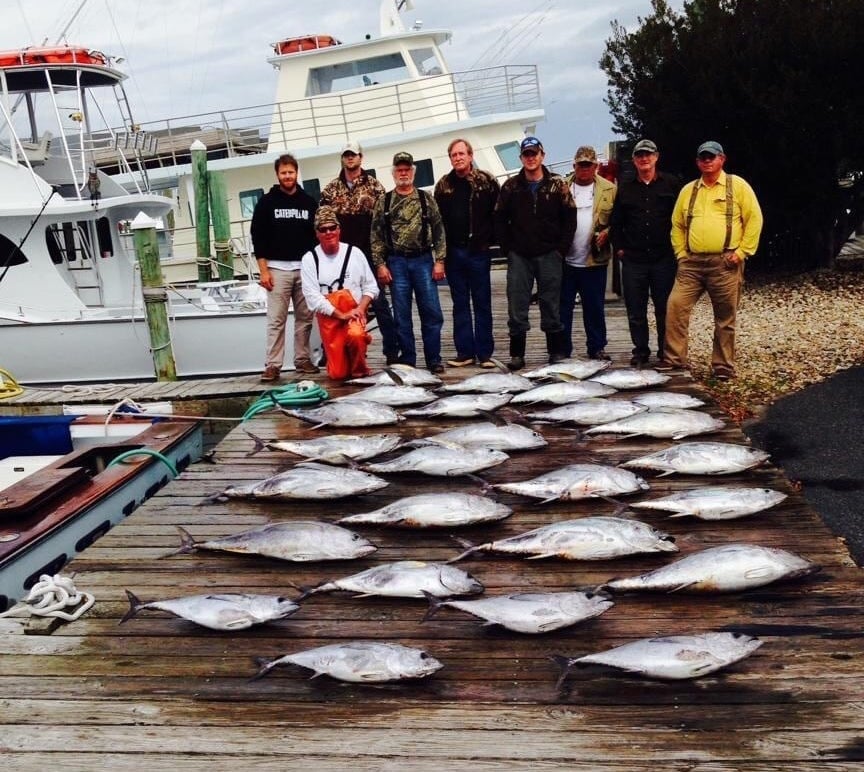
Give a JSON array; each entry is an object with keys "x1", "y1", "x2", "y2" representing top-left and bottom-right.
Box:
[
  {"x1": 272, "y1": 35, "x2": 340, "y2": 56},
  {"x1": 0, "y1": 46, "x2": 108, "y2": 69}
]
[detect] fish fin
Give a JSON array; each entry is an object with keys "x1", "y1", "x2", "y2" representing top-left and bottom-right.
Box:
[
  {"x1": 119, "y1": 589, "x2": 143, "y2": 624},
  {"x1": 244, "y1": 430, "x2": 268, "y2": 458},
  {"x1": 487, "y1": 358, "x2": 509, "y2": 373},
  {"x1": 609, "y1": 500, "x2": 630, "y2": 517},
  {"x1": 666, "y1": 512, "x2": 693, "y2": 519},
  {"x1": 538, "y1": 495, "x2": 561, "y2": 505},
  {"x1": 667, "y1": 581, "x2": 696, "y2": 593},
  {"x1": 421, "y1": 590, "x2": 446, "y2": 622},
  {"x1": 526, "y1": 553, "x2": 554, "y2": 560},
  {"x1": 478, "y1": 408, "x2": 506, "y2": 426},
  {"x1": 354, "y1": 592, "x2": 376, "y2": 599},
  {"x1": 248, "y1": 656, "x2": 280, "y2": 682},
  {"x1": 657, "y1": 470, "x2": 676, "y2": 478},
  {"x1": 383, "y1": 367, "x2": 405, "y2": 386},
  {"x1": 160, "y1": 526, "x2": 198, "y2": 558},
  {"x1": 549, "y1": 654, "x2": 577, "y2": 691},
  {"x1": 464, "y1": 472, "x2": 487, "y2": 486}
]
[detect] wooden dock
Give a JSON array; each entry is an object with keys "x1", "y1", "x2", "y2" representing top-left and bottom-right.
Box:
[{"x1": 1, "y1": 272, "x2": 862, "y2": 769}]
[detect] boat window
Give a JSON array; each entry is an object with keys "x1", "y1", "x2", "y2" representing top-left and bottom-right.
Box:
[
  {"x1": 409, "y1": 48, "x2": 442, "y2": 77},
  {"x1": 413, "y1": 159, "x2": 434, "y2": 188},
  {"x1": 303, "y1": 178, "x2": 321, "y2": 202},
  {"x1": 495, "y1": 141, "x2": 522, "y2": 173},
  {"x1": 0, "y1": 233, "x2": 28, "y2": 267},
  {"x1": 307, "y1": 53, "x2": 408, "y2": 96},
  {"x1": 239, "y1": 188, "x2": 264, "y2": 219},
  {"x1": 96, "y1": 217, "x2": 113, "y2": 258}
]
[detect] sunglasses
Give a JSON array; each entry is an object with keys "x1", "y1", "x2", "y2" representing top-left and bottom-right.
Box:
[
  {"x1": 697, "y1": 153, "x2": 718, "y2": 161},
  {"x1": 317, "y1": 225, "x2": 339, "y2": 233},
  {"x1": 633, "y1": 150, "x2": 654, "y2": 158},
  {"x1": 575, "y1": 161, "x2": 595, "y2": 168},
  {"x1": 521, "y1": 150, "x2": 540, "y2": 158}
]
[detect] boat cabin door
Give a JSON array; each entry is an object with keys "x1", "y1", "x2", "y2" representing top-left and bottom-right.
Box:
[{"x1": 46, "y1": 219, "x2": 106, "y2": 306}]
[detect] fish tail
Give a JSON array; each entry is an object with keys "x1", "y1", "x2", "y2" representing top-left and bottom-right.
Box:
[
  {"x1": 119, "y1": 589, "x2": 143, "y2": 624},
  {"x1": 162, "y1": 526, "x2": 199, "y2": 557},
  {"x1": 447, "y1": 537, "x2": 479, "y2": 564},
  {"x1": 249, "y1": 656, "x2": 279, "y2": 682},
  {"x1": 421, "y1": 590, "x2": 445, "y2": 622},
  {"x1": 244, "y1": 431, "x2": 267, "y2": 458},
  {"x1": 550, "y1": 655, "x2": 576, "y2": 691},
  {"x1": 198, "y1": 491, "x2": 227, "y2": 505}
]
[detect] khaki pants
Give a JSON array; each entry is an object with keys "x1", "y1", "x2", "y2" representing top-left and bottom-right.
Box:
[
  {"x1": 663, "y1": 253, "x2": 744, "y2": 374},
  {"x1": 265, "y1": 268, "x2": 313, "y2": 368}
]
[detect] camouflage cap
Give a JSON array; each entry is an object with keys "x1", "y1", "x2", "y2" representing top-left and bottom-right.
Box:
[
  {"x1": 392, "y1": 151, "x2": 414, "y2": 166},
  {"x1": 314, "y1": 205, "x2": 340, "y2": 230},
  {"x1": 574, "y1": 146, "x2": 598, "y2": 163}
]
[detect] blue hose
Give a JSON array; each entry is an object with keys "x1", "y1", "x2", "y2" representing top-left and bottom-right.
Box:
[
  {"x1": 107, "y1": 448, "x2": 179, "y2": 477},
  {"x1": 242, "y1": 382, "x2": 329, "y2": 421}
]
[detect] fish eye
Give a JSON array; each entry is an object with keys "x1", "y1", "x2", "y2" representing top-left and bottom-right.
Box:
[
  {"x1": 420, "y1": 652, "x2": 429, "y2": 659},
  {"x1": 278, "y1": 596, "x2": 289, "y2": 602}
]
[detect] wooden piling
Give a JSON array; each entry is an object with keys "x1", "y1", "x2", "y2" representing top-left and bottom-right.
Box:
[
  {"x1": 208, "y1": 171, "x2": 235, "y2": 282},
  {"x1": 190, "y1": 139, "x2": 212, "y2": 284}
]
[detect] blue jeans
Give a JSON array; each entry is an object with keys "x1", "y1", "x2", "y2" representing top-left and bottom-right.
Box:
[
  {"x1": 387, "y1": 252, "x2": 444, "y2": 367},
  {"x1": 370, "y1": 284, "x2": 399, "y2": 360},
  {"x1": 560, "y1": 264, "x2": 607, "y2": 357},
  {"x1": 445, "y1": 246, "x2": 494, "y2": 361}
]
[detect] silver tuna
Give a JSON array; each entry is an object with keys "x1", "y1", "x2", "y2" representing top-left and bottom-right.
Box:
[
  {"x1": 450, "y1": 516, "x2": 677, "y2": 561},
  {"x1": 494, "y1": 463, "x2": 649, "y2": 503},
  {"x1": 222, "y1": 462, "x2": 389, "y2": 499},
  {"x1": 631, "y1": 391, "x2": 706, "y2": 409},
  {"x1": 588, "y1": 368, "x2": 671, "y2": 390},
  {"x1": 348, "y1": 365, "x2": 443, "y2": 387},
  {"x1": 523, "y1": 359, "x2": 612, "y2": 380},
  {"x1": 363, "y1": 445, "x2": 509, "y2": 476},
  {"x1": 424, "y1": 590, "x2": 614, "y2": 634},
  {"x1": 403, "y1": 393, "x2": 512, "y2": 418},
  {"x1": 523, "y1": 398, "x2": 647, "y2": 426},
  {"x1": 170, "y1": 522, "x2": 377, "y2": 562},
  {"x1": 604, "y1": 543, "x2": 820, "y2": 593},
  {"x1": 300, "y1": 560, "x2": 484, "y2": 599},
  {"x1": 441, "y1": 372, "x2": 534, "y2": 394},
  {"x1": 621, "y1": 442, "x2": 770, "y2": 476},
  {"x1": 120, "y1": 589, "x2": 299, "y2": 630},
  {"x1": 510, "y1": 380, "x2": 617, "y2": 405},
  {"x1": 245, "y1": 431, "x2": 403, "y2": 464},
  {"x1": 414, "y1": 421, "x2": 547, "y2": 451},
  {"x1": 334, "y1": 384, "x2": 438, "y2": 406},
  {"x1": 252, "y1": 641, "x2": 443, "y2": 683},
  {"x1": 338, "y1": 492, "x2": 513, "y2": 528},
  {"x1": 585, "y1": 408, "x2": 725, "y2": 440},
  {"x1": 553, "y1": 631, "x2": 763, "y2": 685},
  {"x1": 631, "y1": 486, "x2": 788, "y2": 520},
  {"x1": 283, "y1": 400, "x2": 403, "y2": 428}
]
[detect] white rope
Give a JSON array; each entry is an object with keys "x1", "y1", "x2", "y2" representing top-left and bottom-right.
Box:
[{"x1": 0, "y1": 573, "x2": 95, "y2": 622}]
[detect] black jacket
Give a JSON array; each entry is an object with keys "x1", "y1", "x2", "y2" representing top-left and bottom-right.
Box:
[
  {"x1": 250, "y1": 184, "x2": 318, "y2": 262},
  {"x1": 609, "y1": 171, "x2": 681, "y2": 262}
]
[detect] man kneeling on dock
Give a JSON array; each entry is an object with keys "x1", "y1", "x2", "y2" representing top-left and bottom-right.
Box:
[{"x1": 300, "y1": 206, "x2": 379, "y2": 380}]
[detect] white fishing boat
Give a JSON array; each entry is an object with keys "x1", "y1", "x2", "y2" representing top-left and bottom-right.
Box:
[
  {"x1": 0, "y1": 47, "x2": 291, "y2": 384},
  {"x1": 110, "y1": 0, "x2": 545, "y2": 275}
]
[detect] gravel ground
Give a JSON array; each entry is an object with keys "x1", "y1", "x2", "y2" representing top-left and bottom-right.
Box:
[{"x1": 682, "y1": 268, "x2": 864, "y2": 421}]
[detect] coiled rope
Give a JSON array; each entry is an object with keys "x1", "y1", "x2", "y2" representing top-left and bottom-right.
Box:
[{"x1": 0, "y1": 573, "x2": 95, "y2": 621}]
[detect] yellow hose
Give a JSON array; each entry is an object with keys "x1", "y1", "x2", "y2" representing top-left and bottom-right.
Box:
[{"x1": 0, "y1": 368, "x2": 24, "y2": 399}]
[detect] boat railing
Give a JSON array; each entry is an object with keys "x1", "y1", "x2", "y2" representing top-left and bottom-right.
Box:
[{"x1": 96, "y1": 64, "x2": 541, "y2": 170}]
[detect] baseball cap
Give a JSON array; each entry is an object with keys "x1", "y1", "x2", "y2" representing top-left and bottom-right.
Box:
[
  {"x1": 574, "y1": 146, "x2": 598, "y2": 163},
  {"x1": 632, "y1": 139, "x2": 658, "y2": 154},
  {"x1": 341, "y1": 140, "x2": 362, "y2": 155},
  {"x1": 697, "y1": 140, "x2": 724, "y2": 156},
  {"x1": 392, "y1": 151, "x2": 414, "y2": 166},
  {"x1": 314, "y1": 205, "x2": 340, "y2": 230},
  {"x1": 520, "y1": 136, "x2": 543, "y2": 153}
]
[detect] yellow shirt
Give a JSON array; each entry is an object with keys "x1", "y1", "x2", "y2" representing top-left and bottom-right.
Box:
[{"x1": 670, "y1": 171, "x2": 763, "y2": 260}]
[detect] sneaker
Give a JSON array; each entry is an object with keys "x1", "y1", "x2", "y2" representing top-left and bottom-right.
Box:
[
  {"x1": 429, "y1": 362, "x2": 445, "y2": 374},
  {"x1": 507, "y1": 356, "x2": 525, "y2": 371},
  {"x1": 589, "y1": 349, "x2": 612, "y2": 361},
  {"x1": 479, "y1": 359, "x2": 497, "y2": 369},
  {"x1": 548, "y1": 353, "x2": 568, "y2": 365},
  {"x1": 447, "y1": 356, "x2": 475, "y2": 367},
  {"x1": 630, "y1": 355, "x2": 650, "y2": 367},
  {"x1": 385, "y1": 354, "x2": 401, "y2": 366},
  {"x1": 295, "y1": 360, "x2": 321, "y2": 374},
  {"x1": 260, "y1": 365, "x2": 281, "y2": 382}
]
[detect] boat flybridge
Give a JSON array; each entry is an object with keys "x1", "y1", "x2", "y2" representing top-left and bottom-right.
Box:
[
  {"x1": 110, "y1": 0, "x2": 545, "y2": 271},
  {"x1": 0, "y1": 47, "x2": 285, "y2": 384}
]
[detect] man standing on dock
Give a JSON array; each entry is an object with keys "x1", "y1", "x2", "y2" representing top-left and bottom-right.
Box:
[
  {"x1": 434, "y1": 138, "x2": 500, "y2": 368},
  {"x1": 609, "y1": 139, "x2": 681, "y2": 366},
  {"x1": 320, "y1": 140, "x2": 400, "y2": 365},
  {"x1": 661, "y1": 141, "x2": 763, "y2": 381},
  {"x1": 494, "y1": 136, "x2": 577, "y2": 370},
  {"x1": 371, "y1": 152, "x2": 448, "y2": 373},
  {"x1": 251, "y1": 153, "x2": 319, "y2": 381}
]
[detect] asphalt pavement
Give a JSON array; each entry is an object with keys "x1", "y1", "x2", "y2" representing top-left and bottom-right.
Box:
[{"x1": 744, "y1": 365, "x2": 864, "y2": 566}]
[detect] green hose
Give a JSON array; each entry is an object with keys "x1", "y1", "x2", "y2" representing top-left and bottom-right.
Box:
[
  {"x1": 241, "y1": 382, "x2": 329, "y2": 421},
  {"x1": 107, "y1": 448, "x2": 179, "y2": 477}
]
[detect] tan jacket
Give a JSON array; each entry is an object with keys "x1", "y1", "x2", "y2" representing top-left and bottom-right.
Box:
[{"x1": 564, "y1": 172, "x2": 617, "y2": 267}]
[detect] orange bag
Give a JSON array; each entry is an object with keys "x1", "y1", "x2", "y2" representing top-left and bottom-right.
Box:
[{"x1": 317, "y1": 288, "x2": 373, "y2": 380}]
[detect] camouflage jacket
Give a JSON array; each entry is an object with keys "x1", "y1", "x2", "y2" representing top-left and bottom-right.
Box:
[
  {"x1": 319, "y1": 170, "x2": 385, "y2": 257},
  {"x1": 433, "y1": 168, "x2": 500, "y2": 252},
  {"x1": 370, "y1": 188, "x2": 447, "y2": 267}
]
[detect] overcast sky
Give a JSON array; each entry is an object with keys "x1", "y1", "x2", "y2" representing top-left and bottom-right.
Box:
[{"x1": 2, "y1": 0, "x2": 681, "y2": 164}]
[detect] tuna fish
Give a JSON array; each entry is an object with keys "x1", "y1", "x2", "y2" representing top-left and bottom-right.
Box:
[
  {"x1": 509, "y1": 381, "x2": 617, "y2": 405},
  {"x1": 413, "y1": 421, "x2": 547, "y2": 451},
  {"x1": 252, "y1": 641, "x2": 443, "y2": 683},
  {"x1": 403, "y1": 393, "x2": 512, "y2": 418},
  {"x1": 553, "y1": 631, "x2": 763, "y2": 685},
  {"x1": 423, "y1": 590, "x2": 614, "y2": 634},
  {"x1": 245, "y1": 431, "x2": 403, "y2": 464},
  {"x1": 588, "y1": 368, "x2": 671, "y2": 390},
  {"x1": 631, "y1": 391, "x2": 706, "y2": 409},
  {"x1": 338, "y1": 492, "x2": 513, "y2": 528},
  {"x1": 523, "y1": 398, "x2": 647, "y2": 426},
  {"x1": 630, "y1": 486, "x2": 788, "y2": 520},
  {"x1": 449, "y1": 516, "x2": 677, "y2": 562},
  {"x1": 362, "y1": 445, "x2": 509, "y2": 476},
  {"x1": 334, "y1": 384, "x2": 438, "y2": 406},
  {"x1": 441, "y1": 372, "x2": 534, "y2": 394},
  {"x1": 221, "y1": 462, "x2": 388, "y2": 499},
  {"x1": 584, "y1": 408, "x2": 725, "y2": 440},
  {"x1": 168, "y1": 522, "x2": 377, "y2": 562},
  {"x1": 299, "y1": 560, "x2": 484, "y2": 599},
  {"x1": 282, "y1": 400, "x2": 403, "y2": 428},
  {"x1": 348, "y1": 365, "x2": 443, "y2": 387},
  {"x1": 494, "y1": 463, "x2": 649, "y2": 503},
  {"x1": 621, "y1": 442, "x2": 770, "y2": 476},
  {"x1": 120, "y1": 589, "x2": 299, "y2": 630},
  {"x1": 522, "y1": 359, "x2": 612, "y2": 380},
  {"x1": 604, "y1": 543, "x2": 820, "y2": 593}
]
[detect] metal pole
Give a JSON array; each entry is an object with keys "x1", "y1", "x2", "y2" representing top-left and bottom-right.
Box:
[
  {"x1": 190, "y1": 139, "x2": 212, "y2": 283},
  {"x1": 208, "y1": 171, "x2": 235, "y2": 282},
  {"x1": 131, "y1": 213, "x2": 177, "y2": 381}
]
